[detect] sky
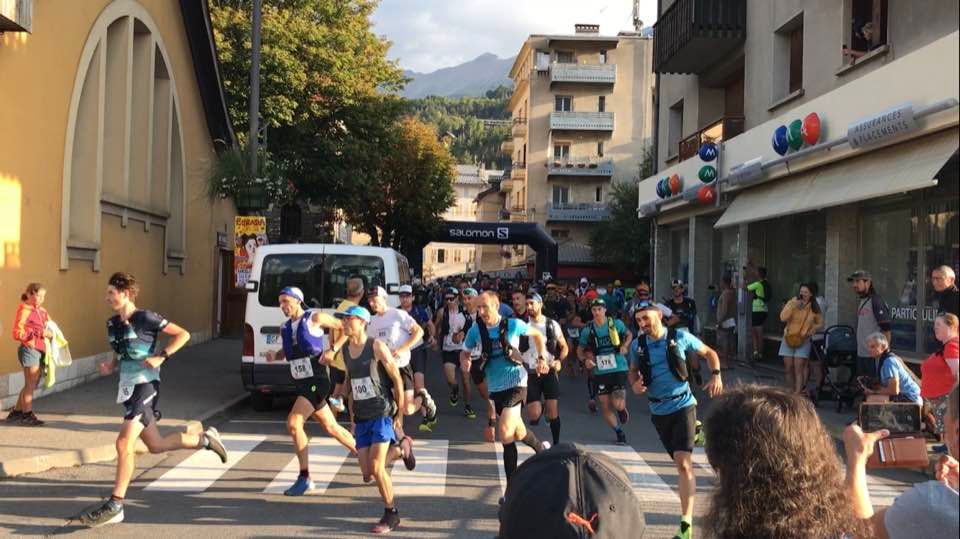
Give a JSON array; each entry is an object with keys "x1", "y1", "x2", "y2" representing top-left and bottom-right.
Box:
[{"x1": 370, "y1": 0, "x2": 660, "y2": 73}]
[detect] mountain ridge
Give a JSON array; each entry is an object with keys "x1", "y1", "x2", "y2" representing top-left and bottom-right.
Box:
[{"x1": 401, "y1": 53, "x2": 514, "y2": 99}]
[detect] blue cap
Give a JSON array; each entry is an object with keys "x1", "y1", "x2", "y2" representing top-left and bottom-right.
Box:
[
  {"x1": 635, "y1": 300, "x2": 659, "y2": 312},
  {"x1": 335, "y1": 305, "x2": 370, "y2": 323},
  {"x1": 279, "y1": 286, "x2": 304, "y2": 303},
  {"x1": 526, "y1": 292, "x2": 543, "y2": 303},
  {"x1": 463, "y1": 287, "x2": 479, "y2": 297}
]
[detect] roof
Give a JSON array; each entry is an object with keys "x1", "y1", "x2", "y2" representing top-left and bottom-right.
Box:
[
  {"x1": 178, "y1": 0, "x2": 236, "y2": 151},
  {"x1": 524, "y1": 241, "x2": 596, "y2": 265},
  {"x1": 508, "y1": 32, "x2": 630, "y2": 78}
]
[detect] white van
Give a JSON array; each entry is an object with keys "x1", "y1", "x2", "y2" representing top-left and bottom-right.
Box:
[{"x1": 241, "y1": 243, "x2": 411, "y2": 410}]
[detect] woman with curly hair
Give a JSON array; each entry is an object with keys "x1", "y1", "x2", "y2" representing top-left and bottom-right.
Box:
[{"x1": 704, "y1": 385, "x2": 870, "y2": 539}]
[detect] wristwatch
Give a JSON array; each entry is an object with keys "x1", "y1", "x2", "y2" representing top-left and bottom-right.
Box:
[
  {"x1": 160, "y1": 350, "x2": 169, "y2": 360},
  {"x1": 711, "y1": 369, "x2": 721, "y2": 375}
]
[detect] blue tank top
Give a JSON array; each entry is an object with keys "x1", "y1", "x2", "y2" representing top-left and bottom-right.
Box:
[{"x1": 281, "y1": 310, "x2": 327, "y2": 360}]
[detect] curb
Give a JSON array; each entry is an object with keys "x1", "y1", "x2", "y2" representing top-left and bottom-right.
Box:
[{"x1": 0, "y1": 392, "x2": 249, "y2": 478}]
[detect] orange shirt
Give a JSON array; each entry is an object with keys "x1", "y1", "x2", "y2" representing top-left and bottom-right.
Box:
[{"x1": 12, "y1": 303, "x2": 49, "y2": 351}]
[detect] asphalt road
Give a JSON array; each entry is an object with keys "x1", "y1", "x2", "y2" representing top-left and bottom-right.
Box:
[{"x1": 0, "y1": 353, "x2": 922, "y2": 538}]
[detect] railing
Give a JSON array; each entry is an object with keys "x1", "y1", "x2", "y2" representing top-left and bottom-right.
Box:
[
  {"x1": 653, "y1": 0, "x2": 747, "y2": 74},
  {"x1": 677, "y1": 115, "x2": 745, "y2": 162},
  {"x1": 549, "y1": 111, "x2": 614, "y2": 131},
  {"x1": 510, "y1": 165, "x2": 526, "y2": 181},
  {"x1": 500, "y1": 139, "x2": 514, "y2": 155},
  {"x1": 512, "y1": 117, "x2": 527, "y2": 137},
  {"x1": 546, "y1": 202, "x2": 610, "y2": 222},
  {"x1": 547, "y1": 158, "x2": 614, "y2": 177},
  {"x1": 550, "y1": 63, "x2": 616, "y2": 85}
]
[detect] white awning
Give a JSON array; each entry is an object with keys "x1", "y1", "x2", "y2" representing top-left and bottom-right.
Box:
[{"x1": 714, "y1": 129, "x2": 959, "y2": 229}]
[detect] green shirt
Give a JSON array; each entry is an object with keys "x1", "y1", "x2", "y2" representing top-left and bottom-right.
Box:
[{"x1": 747, "y1": 281, "x2": 768, "y2": 313}]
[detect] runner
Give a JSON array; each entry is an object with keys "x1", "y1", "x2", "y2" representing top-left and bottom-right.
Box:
[
  {"x1": 628, "y1": 302, "x2": 723, "y2": 539},
  {"x1": 79, "y1": 272, "x2": 228, "y2": 527},
  {"x1": 461, "y1": 292, "x2": 550, "y2": 497},
  {"x1": 363, "y1": 286, "x2": 437, "y2": 435},
  {"x1": 573, "y1": 293, "x2": 598, "y2": 413},
  {"x1": 511, "y1": 289, "x2": 529, "y2": 321},
  {"x1": 665, "y1": 280, "x2": 702, "y2": 385},
  {"x1": 433, "y1": 287, "x2": 467, "y2": 408},
  {"x1": 521, "y1": 292, "x2": 568, "y2": 445},
  {"x1": 578, "y1": 298, "x2": 633, "y2": 445},
  {"x1": 341, "y1": 305, "x2": 414, "y2": 534},
  {"x1": 459, "y1": 288, "x2": 498, "y2": 437},
  {"x1": 398, "y1": 285, "x2": 439, "y2": 432},
  {"x1": 328, "y1": 276, "x2": 368, "y2": 415},
  {"x1": 269, "y1": 286, "x2": 357, "y2": 496}
]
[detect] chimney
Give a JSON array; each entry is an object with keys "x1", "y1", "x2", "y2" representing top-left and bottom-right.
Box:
[{"x1": 575, "y1": 24, "x2": 599, "y2": 35}]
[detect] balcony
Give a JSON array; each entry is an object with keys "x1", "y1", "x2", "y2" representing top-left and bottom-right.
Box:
[
  {"x1": 546, "y1": 202, "x2": 610, "y2": 222},
  {"x1": 499, "y1": 177, "x2": 514, "y2": 193},
  {"x1": 547, "y1": 158, "x2": 614, "y2": 178},
  {"x1": 501, "y1": 139, "x2": 514, "y2": 155},
  {"x1": 550, "y1": 63, "x2": 616, "y2": 85},
  {"x1": 549, "y1": 111, "x2": 614, "y2": 132},
  {"x1": 677, "y1": 115, "x2": 745, "y2": 162},
  {"x1": 653, "y1": 0, "x2": 746, "y2": 74},
  {"x1": 512, "y1": 117, "x2": 527, "y2": 138},
  {"x1": 510, "y1": 164, "x2": 526, "y2": 181}
]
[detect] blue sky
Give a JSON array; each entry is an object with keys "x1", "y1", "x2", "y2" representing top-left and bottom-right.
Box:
[{"x1": 371, "y1": 0, "x2": 659, "y2": 73}]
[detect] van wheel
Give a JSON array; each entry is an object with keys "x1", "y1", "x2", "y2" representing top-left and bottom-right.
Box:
[{"x1": 250, "y1": 391, "x2": 273, "y2": 412}]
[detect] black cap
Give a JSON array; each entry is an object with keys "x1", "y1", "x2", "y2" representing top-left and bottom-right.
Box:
[
  {"x1": 499, "y1": 443, "x2": 645, "y2": 538},
  {"x1": 847, "y1": 269, "x2": 873, "y2": 282}
]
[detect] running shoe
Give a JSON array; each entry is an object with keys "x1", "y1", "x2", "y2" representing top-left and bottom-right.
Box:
[
  {"x1": 464, "y1": 404, "x2": 477, "y2": 419},
  {"x1": 587, "y1": 400, "x2": 597, "y2": 414},
  {"x1": 418, "y1": 417, "x2": 434, "y2": 433},
  {"x1": 399, "y1": 436, "x2": 416, "y2": 471},
  {"x1": 284, "y1": 475, "x2": 315, "y2": 496},
  {"x1": 79, "y1": 498, "x2": 124, "y2": 528},
  {"x1": 18, "y1": 412, "x2": 44, "y2": 426},
  {"x1": 615, "y1": 430, "x2": 628, "y2": 446},
  {"x1": 419, "y1": 389, "x2": 437, "y2": 420},
  {"x1": 694, "y1": 420, "x2": 705, "y2": 447},
  {"x1": 371, "y1": 508, "x2": 400, "y2": 534},
  {"x1": 616, "y1": 407, "x2": 630, "y2": 425},
  {"x1": 4, "y1": 410, "x2": 23, "y2": 423},
  {"x1": 448, "y1": 390, "x2": 459, "y2": 407},
  {"x1": 672, "y1": 520, "x2": 692, "y2": 539},
  {"x1": 204, "y1": 427, "x2": 228, "y2": 463},
  {"x1": 541, "y1": 441, "x2": 552, "y2": 452},
  {"x1": 327, "y1": 396, "x2": 346, "y2": 413}
]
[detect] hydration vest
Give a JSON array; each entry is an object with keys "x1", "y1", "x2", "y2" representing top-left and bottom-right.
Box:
[
  {"x1": 519, "y1": 316, "x2": 559, "y2": 357},
  {"x1": 477, "y1": 318, "x2": 513, "y2": 371},
  {"x1": 636, "y1": 327, "x2": 688, "y2": 384}
]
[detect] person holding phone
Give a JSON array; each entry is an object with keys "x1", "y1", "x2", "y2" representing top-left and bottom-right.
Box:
[{"x1": 779, "y1": 283, "x2": 824, "y2": 395}]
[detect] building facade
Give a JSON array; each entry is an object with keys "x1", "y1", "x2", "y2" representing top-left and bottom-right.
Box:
[
  {"x1": 0, "y1": 0, "x2": 237, "y2": 406},
  {"x1": 640, "y1": 0, "x2": 959, "y2": 361}
]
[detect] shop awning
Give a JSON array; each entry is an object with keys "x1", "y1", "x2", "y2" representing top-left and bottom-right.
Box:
[{"x1": 714, "y1": 129, "x2": 959, "y2": 228}]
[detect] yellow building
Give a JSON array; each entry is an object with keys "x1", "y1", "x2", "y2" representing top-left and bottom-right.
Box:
[{"x1": 0, "y1": 0, "x2": 237, "y2": 406}]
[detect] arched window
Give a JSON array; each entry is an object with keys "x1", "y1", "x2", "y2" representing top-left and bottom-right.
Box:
[{"x1": 60, "y1": 0, "x2": 186, "y2": 273}]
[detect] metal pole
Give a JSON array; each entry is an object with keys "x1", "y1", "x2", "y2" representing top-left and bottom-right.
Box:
[{"x1": 248, "y1": 0, "x2": 262, "y2": 177}]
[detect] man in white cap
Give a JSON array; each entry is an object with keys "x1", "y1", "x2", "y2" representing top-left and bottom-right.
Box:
[{"x1": 576, "y1": 278, "x2": 590, "y2": 299}]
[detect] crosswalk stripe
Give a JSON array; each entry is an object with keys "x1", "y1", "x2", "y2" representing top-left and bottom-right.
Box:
[
  {"x1": 263, "y1": 438, "x2": 353, "y2": 495},
  {"x1": 692, "y1": 446, "x2": 715, "y2": 476},
  {"x1": 391, "y1": 439, "x2": 449, "y2": 496},
  {"x1": 145, "y1": 434, "x2": 267, "y2": 492},
  {"x1": 590, "y1": 444, "x2": 682, "y2": 504},
  {"x1": 494, "y1": 442, "x2": 535, "y2": 494}
]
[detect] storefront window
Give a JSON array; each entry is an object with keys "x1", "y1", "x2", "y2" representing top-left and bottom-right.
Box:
[
  {"x1": 707, "y1": 225, "x2": 740, "y2": 325},
  {"x1": 669, "y1": 226, "x2": 689, "y2": 287},
  {"x1": 923, "y1": 198, "x2": 959, "y2": 352},
  {"x1": 862, "y1": 206, "x2": 920, "y2": 352}
]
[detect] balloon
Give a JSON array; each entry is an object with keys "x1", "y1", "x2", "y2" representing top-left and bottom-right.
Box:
[
  {"x1": 698, "y1": 165, "x2": 717, "y2": 183},
  {"x1": 669, "y1": 174, "x2": 682, "y2": 194},
  {"x1": 802, "y1": 112, "x2": 821, "y2": 145},
  {"x1": 787, "y1": 119, "x2": 803, "y2": 150},
  {"x1": 698, "y1": 142, "x2": 718, "y2": 162},
  {"x1": 697, "y1": 185, "x2": 716, "y2": 204},
  {"x1": 772, "y1": 125, "x2": 789, "y2": 155},
  {"x1": 657, "y1": 178, "x2": 667, "y2": 198}
]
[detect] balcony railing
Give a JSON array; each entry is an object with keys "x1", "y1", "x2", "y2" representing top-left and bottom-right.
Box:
[
  {"x1": 677, "y1": 115, "x2": 744, "y2": 162},
  {"x1": 512, "y1": 117, "x2": 527, "y2": 138},
  {"x1": 501, "y1": 139, "x2": 514, "y2": 155},
  {"x1": 510, "y1": 164, "x2": 526, "y2": 181},
  {"x1": 546, "y1": 202, "x2": 610, "y2": 222},
  {"x1": 549, "y1": 111, "x2": 614, "y2": 131},
  {"x1": 499, "y1": 177, "x2": 513, "y2": 193},
  {"x1": 547, "y1": 158, "x2": 614, "y2": 178},
  {"x1": 550, "y1": 63, "x2": 616, "y2": 85},
  {"x1": 653, "y1": 0, "x2": 747, "y2": 74}
]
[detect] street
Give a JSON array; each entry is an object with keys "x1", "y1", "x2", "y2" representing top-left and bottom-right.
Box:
[{"x1": 0, "y1": 348, "x2": 922, "y2": 538}]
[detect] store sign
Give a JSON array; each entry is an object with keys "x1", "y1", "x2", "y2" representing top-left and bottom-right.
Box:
[
  {"x1": 450, "y1": 227, "x2": 509, "y2": 240},
  {"x1": 847, "y1": 103, "x2": 917, "y2": 149},
  {"x1": 890, "y1": 305, "x2": 940, "y2": 322},
  {"x1": 234, "y1": 216, "x2": 267, "y2": 287}
]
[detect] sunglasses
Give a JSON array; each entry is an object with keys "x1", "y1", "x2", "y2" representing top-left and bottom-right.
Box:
[{"x1": 445, "y1": 297, "x2": 458, "y2": 301}]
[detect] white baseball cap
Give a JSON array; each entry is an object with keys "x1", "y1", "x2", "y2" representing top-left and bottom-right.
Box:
[
  {"x1": 398, "y1": 284, "x2": 413, "y2": 294},
  {"x1": 367, "y1": 286, "x2": 388, "y2": 299}
]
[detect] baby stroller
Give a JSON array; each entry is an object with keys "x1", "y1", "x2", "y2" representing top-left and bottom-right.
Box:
[{"x1": 810, "y1": 325, "x2": 860, "y2": 412}]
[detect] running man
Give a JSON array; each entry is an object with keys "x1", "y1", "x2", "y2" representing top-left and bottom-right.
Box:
[
  {"x1": 628, "y1": 302, "x2": 723, "y2": 539},
  {"x1": 398, "y1": 285, "x2": 438, "y2": 432},
  {"x1": 459, "y1": 288, "x2": 497, "y2": 433},
  {"x1": 461, "y1": 292, "x2": 550, "y2": 494},
  {"x1": 434, "y1": 287, "x2": 467, "y2": 407},
  {"x1": 341, "y1": 305, "x2": 414, "y2": 534},
  {"x1": 80, "y1": 272, "x2": 228, "y2": 527},
  {"x1": 328, "y1": 277, "x2": 368, "y2": 414},
  {"x1": 269, "y1": 287, "x2": 357, "y2": 496},
  {"x1": 521, "y1": 292, "x2": 568, "y2": 445},
  {"x1": 578, "y1": 298, "x2": 633, "y2": 445}
]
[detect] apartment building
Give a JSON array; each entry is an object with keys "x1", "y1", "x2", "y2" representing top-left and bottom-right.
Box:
[
  {"x1": 504, "y1": 24, "x2": 655, "y2": 258},
  {"x1": 639, "y1": 0, "x2": 959, "y2": 361}
]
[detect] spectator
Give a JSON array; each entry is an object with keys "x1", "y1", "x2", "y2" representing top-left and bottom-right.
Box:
[
  {"x1": 932, "y1": 265, "x2": 959, "y2": 316},
  {"x1": 7, "y1": 283, "x2": 53, "y2": 426},
  {"x1": 850, "y1": 269, "x2": 892, "y2": 379},
  {"x1": 779, "y1": 283, "x2": 824, "y2": 395},
  {"x1": 845, "y1": 384, "x2": 959, "y2": 539},
  {"x1": 862, "y1": 332, "x2": 922, "y2": 405},
  {"x1": 705, "y1": 385, "x2": 870, "y2": 539},
  {"x1": 715, "y1": 275, "x2": 737, "y2": 370},
  {"x1": 576, "y1": 277, "x2": 589, "y2": 298},
  {"x1": 921, "y1": 313, "x2": 960, "y2": 440},
  {"x1": 744, "y1": 265, "x2": 771, "y2": 362}
]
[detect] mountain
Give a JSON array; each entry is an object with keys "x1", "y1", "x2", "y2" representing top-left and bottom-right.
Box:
[{"x1": 401, "y1": 53, "x2": 515, "y2": 99}]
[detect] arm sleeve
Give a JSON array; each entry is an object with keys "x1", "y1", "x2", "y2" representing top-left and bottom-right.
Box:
[
  {"x1": 614, "y1": 319, "x2": 627, "y2": 335},
  {"x1": 879, "y1": 359, "x2": 896, "y2": 386},
  {"x1": 463, "y1": 325, "x2": 480, "y2": 350},
  {"x1": 747, "y1": 282, "x2": 761, "y2": 293},
  {"x1": 578, "y1": 327, "x2": 590, "y2": 347},
  {"x1": 680, "y1": 330, "x2": 706, "y2": 353},
  {"x1": 143, "y1": 311, "x2": 169, "y2": 332},
  {"x1": 398, "y1": 309, "x2": 417, "y2": 332}
]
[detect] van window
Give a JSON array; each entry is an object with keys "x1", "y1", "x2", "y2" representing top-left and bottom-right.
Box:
[
  {"x1": 258, "y1": 254, "x2": 385, "y2": 308},
  {"x1": 397, "y1": 253, "x2": 411, "y2": 284}
]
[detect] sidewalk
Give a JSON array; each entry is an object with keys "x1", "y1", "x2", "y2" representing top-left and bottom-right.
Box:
[{"x1": 0, "y1": 339, "x2": 247, "y2": 478}]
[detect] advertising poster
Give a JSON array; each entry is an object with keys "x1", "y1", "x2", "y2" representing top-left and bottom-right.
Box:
[{"x1": 234, "y1": 216, "x2": 267, "y2": 287}]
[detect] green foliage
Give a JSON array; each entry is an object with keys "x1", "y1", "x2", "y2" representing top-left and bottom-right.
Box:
[{"x1": 206, "y1": 142, "x2": 294, "y2": 203}]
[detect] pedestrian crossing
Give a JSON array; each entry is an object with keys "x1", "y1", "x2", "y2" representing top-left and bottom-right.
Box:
[{"x1": 142, "y1": 433, "x2": 909, "y2": 507}]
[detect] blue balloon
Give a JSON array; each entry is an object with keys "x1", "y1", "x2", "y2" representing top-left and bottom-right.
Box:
[
  {"x1": 657, "y1": 179, "x2": 666, "y2": 198},
  {"x1": 658, "y1": 178, "x2": 668, "y2": 198},
  {"x1": 772, "y1": 125, "x2": 789, "y2": 156},
  {"x1": 698, "y1": 142, "x2": 718, "y2": 162}
]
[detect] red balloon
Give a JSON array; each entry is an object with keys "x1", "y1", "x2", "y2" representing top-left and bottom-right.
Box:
[
  {"x1": 668, "y1": 174, "x2": 682, "y2": 194},
  {"x1": 697, "y1": 185, "x2": 716, "y2": 204},
  {"x1": 801, "y1": 112, "x2": 821, "y2": 146}
]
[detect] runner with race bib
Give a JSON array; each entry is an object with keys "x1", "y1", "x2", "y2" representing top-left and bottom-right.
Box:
[{"x1": 578, "y1": 298, "x2": 633, "y2": 445}]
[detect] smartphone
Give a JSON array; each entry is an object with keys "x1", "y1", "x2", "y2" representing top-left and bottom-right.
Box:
[{"x1": 859, "y1": 402, "x2": 922, "y2": 434}]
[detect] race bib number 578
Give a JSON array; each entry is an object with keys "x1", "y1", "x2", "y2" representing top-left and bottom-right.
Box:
[{"x1": 596, "y1": 354, "x2": 617, "y2": 371}]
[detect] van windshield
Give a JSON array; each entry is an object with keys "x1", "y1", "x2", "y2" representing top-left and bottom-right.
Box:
[{"x1": 258, "y1": 254, "x2": 385, "y2": 309}]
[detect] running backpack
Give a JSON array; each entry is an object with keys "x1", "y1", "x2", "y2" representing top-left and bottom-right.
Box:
[
  {"x1": 477, "y1": 318, "x2": 514, "y2": 370},
  {"x1": 636, "y1": 327, "x2": 689, "y2": 384},
  {"x1": 587, "y1": 318, "x2": 621, "y2": 354},
  {"x1": 519, "y1": 317, "x2": 559, "y2": 357},
  {"x1": 761, "y1": 280, "x2": 772, "y2": 306}
]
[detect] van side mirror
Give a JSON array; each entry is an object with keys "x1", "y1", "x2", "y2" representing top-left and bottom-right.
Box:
[
  {"x1": 245, "y1": 280, "x2": 259, "y2": 292},
  {"x1": 385, "y1": 283, "x2": 399, "y2": 294}
]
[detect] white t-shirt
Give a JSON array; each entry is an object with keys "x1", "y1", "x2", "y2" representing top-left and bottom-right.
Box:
[
  {"x1": 522, "y1": 317, "x2": 563, "y2": 369},
  {"x1": 440, "y1": 309, "x2": 467, "y2": 352},
  {"x1": 368, "y1": 307, "x2": 421, "y2": 368}
]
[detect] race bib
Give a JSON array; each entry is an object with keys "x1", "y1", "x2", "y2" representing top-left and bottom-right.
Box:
[
  {"x1": 116, "y1": 382, "x2": 135, "y2": 404},
  {"x1": 596, "y1": 353, "x2": 617, "y2": 371},
  {"x1": 567, "y1": 327, "x2": 580, "y2": 338},
  {"x1": 289, "y1": 357, "x2": 314, "y2": 380},
  {"x1": 351, "y1": 376, "x2": 376, "y2": 400}
]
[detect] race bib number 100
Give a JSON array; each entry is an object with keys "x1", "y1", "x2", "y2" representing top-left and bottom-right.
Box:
[{"x1": 351, "y1": 376, "x2": 376, "y2": 400}]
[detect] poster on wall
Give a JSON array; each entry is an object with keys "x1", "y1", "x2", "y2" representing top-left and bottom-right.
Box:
[{"x1": 234, "y1": 216, "x2": 267, "y2": 287}]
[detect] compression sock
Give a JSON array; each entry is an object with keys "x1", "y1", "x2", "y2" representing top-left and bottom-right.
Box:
[
  {"x1": 520, "y1": 430, "x2": 545, "y2": 452},
  {"x1": 299, "y1": 468, "x2": 309, "y2": 478},
  {"x1": 549, "y1": 417, "x2": 561, "y2": 445},
  {"x1": 109, "y1": 495, "x2": 124, "y2": 503},
  {"x1": 502, "y1": 442, "x2": 518, "y2": 482}
]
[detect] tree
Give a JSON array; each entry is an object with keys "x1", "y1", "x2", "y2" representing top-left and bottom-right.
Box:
[{"x1": 341, "y1": 117, "x2": 456, "y2": 253}]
